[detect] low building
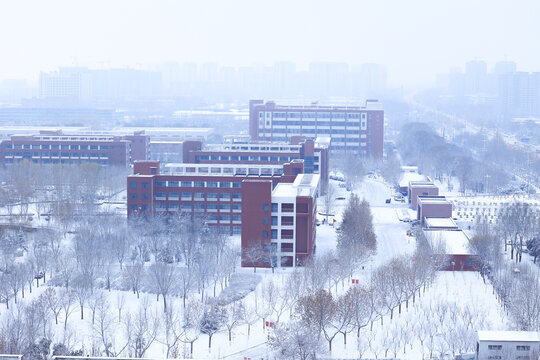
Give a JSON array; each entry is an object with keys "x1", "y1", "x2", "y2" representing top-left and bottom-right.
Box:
[
  {"x1": 0, "y1": 132, "x2": 131, "y2": 167},
  {"x1": 424, "y1": 229, "x2": 478, "y2": 271},
  {"x1": 408, "y1": 181, "x2": 439, "y2": 209},
  {"x1": 398, "y1": 167, "x2": 426, "y2": 195},
  {"x1": 476, "y1": 330, "x2": 540, "y2": 360},
  {"x1": 417, "y1": 196, "x2": 453, "y2": 224}
]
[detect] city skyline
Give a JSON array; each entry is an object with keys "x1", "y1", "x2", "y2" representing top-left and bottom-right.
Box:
[{"x1": 1, "y1": 0, "x2": 540, "y2": 87}]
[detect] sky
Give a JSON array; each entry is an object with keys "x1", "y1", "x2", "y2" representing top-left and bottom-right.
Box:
[{"x1": 0, "y1": 0, "x2": 539, "y2": 86}]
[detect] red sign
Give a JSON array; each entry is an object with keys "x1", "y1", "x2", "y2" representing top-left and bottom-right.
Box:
[
  {"x1": 352, "y1": 279, "x2": 359, "y2": 284},
  {"x1": 265, "y1": 321, "x2": 274, "y2": 327}
]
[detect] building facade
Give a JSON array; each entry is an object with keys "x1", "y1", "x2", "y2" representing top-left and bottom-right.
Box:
[
  {"x1": 476, "y1": 331, "x2": 540, "y2": 360},
  {"x1": 181, "y1": 137, "x2": 329, "y2": 192},
  {"x1": 417, "y1": 196, "x2": 453, "y2": 224},
  {"x1": 127, "y1": 160, "x2": 318, "y2": 267},
  {"x1": 408, "y1": 181, "x2": 439, "y2": 209},
  {"x1": 249, "y1": 99, "x2": 383, "y2": 156},
  {"x1": 0, "y1": 131, "x2": 148, "y2": 167}
]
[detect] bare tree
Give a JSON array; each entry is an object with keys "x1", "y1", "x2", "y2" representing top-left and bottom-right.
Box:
[
  {"x1": 124, "y1": 259, "x2": 145, "y2": 298},
  {"x1": 148, "y1": 262, "x2": 177, "y2": 312},
  {"x1": 41, "y1": 287, "x2": 62, "y2": 325}
]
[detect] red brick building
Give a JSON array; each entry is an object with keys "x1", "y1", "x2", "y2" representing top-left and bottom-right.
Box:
[
  {"x1": 127, "y1": 160, "x2": 318, "y2": 268},
  {"x1": 0, "y1": 130, "x2": 149, "y2": 167},
  {"x1": 249, "y1": 99, "x2": 383, "y2": 157},
  {"x1": 417, "y1": 196, "x2": 453, "y2": 224},
  {"x1": 181, "y1": 137, "x2": 330, "y2": 192},
  {"x1": 408, "y1": 181, "x2": 439, "y2": 209},
  {"x1": 424, "y1": 229, "x2": 478, "y2": 271}
]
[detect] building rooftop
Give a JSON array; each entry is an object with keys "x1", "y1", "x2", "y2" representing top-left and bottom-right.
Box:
[
  {"x1": 409, "y1": 181, "x2": 437, "y2": 188},
  {"x1": 424, "y1": 229, "x2": 472, "y2": 255},
  {"x1": 162, "y1": 162, "x2": 286, "y2": 177},
  {"x1": 399, "y1": 172, "x2": 427, "y2": 187},
  {"x1": 272, "y1": 174, "x2": 320, "y2": 199},
  {"x1": 418, "y1": 196, "x2": 451, "y2": 205},
  {"x1": 477, "y1": 330, "x2": 540, "y2": 342},
  {"x1": 262, "y1": 99, "x2": 383, "y2": 111},
  {"x1": 424, "y1": 217, "x2": 458, "y2": 229}
]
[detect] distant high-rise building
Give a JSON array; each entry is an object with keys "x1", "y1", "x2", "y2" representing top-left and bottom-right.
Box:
[
  {"x1": 465, "y1": 60, "x2": 488, "y2": 94},
  {"x1": 494, "y1": 61, "x2": 517, "y2": 75},
  {"x1": 498, "y1": 71, "x2": 540, "y2": 119}
]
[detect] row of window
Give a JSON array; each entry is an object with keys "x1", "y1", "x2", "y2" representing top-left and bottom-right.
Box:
[
  {"x1": 4, "y1": 158, "x2": 110, "y2": 165},
  {"x1": 5, "y1": 152, "x2": 110, "y2": 158},
  {"x1": 263, "y1": 112, "x2": 372, "y2": 119},
  {"x1": 196, "y1": 154, "x2": 303, "y2": 162},
  {"x1": 262, "y1": 229, "x2": 295, "y2": 239},
  {"x1": 5, "y1": 144, "x2": 112, "y2": 150},
  {"x1": 268, "y1": 128, "x2": 361, "y2": 135},
  {"x1": 154, "y1": 180, "x2": 243, "y2": 189},
  {"x1": 487, "y1": 344, "x2": 531, "y2": 351}
]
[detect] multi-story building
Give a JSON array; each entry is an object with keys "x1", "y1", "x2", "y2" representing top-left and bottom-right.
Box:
[
  {"x1": 0, "y1": 130, "x2": 149, "y2": 167},
  {"x1": 127, "y1": 160, "x2": 318, "y2": 267},
  {"x1": 249, "y1": 99, "x2": 384, "y2": 156},
  {"x1": 181, "y1": 136, "x2": 329, "y2": 192}
]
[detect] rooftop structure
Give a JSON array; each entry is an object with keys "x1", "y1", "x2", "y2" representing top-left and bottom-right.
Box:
[{"x1": 424, "y1": 229, "x2": 477, "y2": 271}]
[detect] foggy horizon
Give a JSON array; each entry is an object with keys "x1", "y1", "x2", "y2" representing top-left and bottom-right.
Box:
[{"x1": 2, "y1": 0, "x2": 540, "y2": 87}]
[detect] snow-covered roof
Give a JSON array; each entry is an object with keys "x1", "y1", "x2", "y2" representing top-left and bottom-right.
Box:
[
  {"x1": 477, "y1": 330, "x2": 540, "y2": 342},
  {"x1": 399, "y1": 172, "x2": 426, "y2": 187},
  {"x1": 418, "y1": 196, "x2": 451, "y2": 205},
  {"x1": 425, "y1": 217, "x2": 458, "y2": 229},
  {"x1": 424, "y1": 230, "x2": 472, "y2": 255}
]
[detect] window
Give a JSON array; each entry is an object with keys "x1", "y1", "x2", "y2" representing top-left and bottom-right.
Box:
[
  {"x1": 129, "y1": 182, "x2": 138, "y2": 189},
  {"x1": 263, "y1": 217, "x2": 269, "y2": 225},
  {"x1": 271, "y1": 216, "x2": 278, "y2": 225},
  {"x1": 141, "y1": 182, "x2": 149, "y2": 189},
  {"x1": 169, "y1": 192, "x2": 179, "y2": 199},
  {"x1": 181, "y1": 181, "x2": 192, "y2": 187},
  {"x1": 232, "y1": 203, "x2": 241, "y2": 211},
  {"x1": 207, "y1": 193, "x2": 218, "y2": 199},
  {"x1": 219, "y1": 204, "x2": 230, "y2": 211},
  {"x1": 263, "y1": 203, "x2": 269, "y2": 211},
  {"x1": 271, "y1": 203, "x2": 278, "y2": 212},
  {"x1": 488, "y1": 345, "x2": 503, "y2": 351},
  {"x1": 232, "y1": 182, "x2": 242, "y2": 188},
  {"x1": 181, "y1": 203, "x2": 192, "y2": 211},
  {"x1": 130, "y1": 205, "x2": 138, "y2": 211},
  {"x1": 232, "y1": 215, "x2": 241, "y2": 222},
  {"x1": 181, "y1": 192, "x2": 191, "y2": 199},
  {"x1": 271, "y1": 230, "x2": 277, "y2": 239},
  {"x1": 129, "y1": 193, "x2": 137, "y2": 199},
  {"x1": 142, "y1": 194, "x2": 148, "y2": 200},
  {"x1": 220, "y1": 193, "x2": 230, "y2": 201},
  {"x1": 219, "y1": 215, "x2": 230, "y2": 221},
  {"x1": 156, "y1": 181, "x2": 166, "y2": 187},
  {"x1": 517, "y1": 346, "x2": 530, "y2": 351},
  {"x1": 194, "y1": 192, "x2": 205, "y2": 200},
  {"x1": 194, "y1": 203, "x2": 205, "y2": 212},
  {"x1": 232, "y1": 193, "x2": 242, "y2": 200},
  {"x1": 207, "y1": 182, "x2": 218, "y2": 188},
  {"x1": 263, "y1": 230, "x2": 269, "y2": 238},
  {"x1": 155, "y1": 192, "x2": 166, "y2": 199},
  {"x1": 207, "y1": 203, "x2": 218, "y2": 210},
  {"x1": 220, "y1": 182, "x2": 231, "y2": 188},
  {"x1": 233, "y1": 226, "x2": 241, "y2": 234},
  {"x1": 194, "y1": 181, "x2": 205, "y2": 187},
  {"x1": 168, "y1": 181, "x2": 179, "y2": 187}
]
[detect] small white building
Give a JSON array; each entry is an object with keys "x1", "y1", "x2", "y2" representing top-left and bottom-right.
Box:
[{"x1": 476, "y1": 330, "x2": 540, "y2": 360}]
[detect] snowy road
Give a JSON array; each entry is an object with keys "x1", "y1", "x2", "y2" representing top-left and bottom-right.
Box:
[{"x1": 316, "y1": 176, "x2": 415, "y2": 265}]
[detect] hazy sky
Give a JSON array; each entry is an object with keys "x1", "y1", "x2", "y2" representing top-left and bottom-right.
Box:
[{"x1": 1, "y1": 0, "x2": 539, "y2": 86}]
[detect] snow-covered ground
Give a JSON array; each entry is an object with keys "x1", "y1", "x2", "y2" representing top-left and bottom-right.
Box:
[{"x1": 0, "y1": 173, "x2": 517, "y2": 360}]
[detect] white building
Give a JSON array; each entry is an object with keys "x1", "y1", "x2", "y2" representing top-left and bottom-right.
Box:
[{"x1": 476, "y1": 331, "x2": 540, "y2": 360}]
